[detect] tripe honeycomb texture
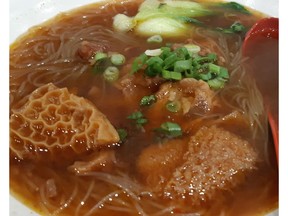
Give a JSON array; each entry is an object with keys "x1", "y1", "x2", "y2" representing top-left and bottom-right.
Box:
[{"x1": 10, "y1": 83, "x2": 119, "y2": 162}]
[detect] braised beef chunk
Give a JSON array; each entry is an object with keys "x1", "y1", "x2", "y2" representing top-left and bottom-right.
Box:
[
  {"x1": 137, "y1": 138, "x2": 187, "y2": 189},
  {"x1": 138, "y1": 126, "x2": 257, "y2": 206},
  {"x1": 77, "y1": 41, "x2": 109, "y2": 60},
  {"x1": 155, "y1": 78, "x2": 216, "y2": 115}
]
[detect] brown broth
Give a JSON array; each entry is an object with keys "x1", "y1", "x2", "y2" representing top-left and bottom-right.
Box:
[{"x1": 10, "y1": 0, "x2": 278, "y2": 215}]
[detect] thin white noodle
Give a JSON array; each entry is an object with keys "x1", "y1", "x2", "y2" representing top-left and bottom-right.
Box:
[
  {"x1": 104, "y1": 204, "x2": 134, "y2": 213},
  {"x1": 151, "y1": 206, "x2": 176, "y2": 216},
  {"x1": 79, "y1": 171, "x2": 143, "y2": 193},
  {"x1": 83, "y1": 190, "x2": 122, "y2": 216},
  {"x1": 75, "y1": 180, "x2": 95, "y2": 216},
  {"x1": 39, "y1": 183, "x2": 58, "y2": 212},
  {"x1": 80, "y1": 172, "x2": 149, "y2": 215},
  {"x1": 51, "y1": 182, "x2": 79, "y2": 216},
  {"x1": 22, "y1": 174, "x2": 40, "y2": 192}
]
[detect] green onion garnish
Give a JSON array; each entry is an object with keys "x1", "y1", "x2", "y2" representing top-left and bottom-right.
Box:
[
  {"x1": 117, "y1": 128, "x2": 128, "y2": 142},
  {"x1": 174, "y1": 59, "x2": 192, "y2": 73},
  {"x1": 131, "y1": 45, "x2": 229, "y2": 90},
  {"x1": 162, "y1": 70, "x2": 182, "y2": 80},
  {"x1": 103, "y1": 66, "x2": 119, "y2": 82},
  {"x1": 131, "y1": 53, "x2": 148, "y2": 74},
  {"x1": 127, "y1": 111, "x2": 148, "y2": 128},
  {"x1": 166, "y1": 101, "x2": 181, "y2": 113},
  {"x1": 217, "y1": 21, "x2": 246, "y2": 34},
  {"x1": 158, "y1": 122, "x2": 182, "y2": 138},
  {"x1": 94, "y1": 52, "x2": 108, "y2": 61},
  {"x1": 111, "y1": 53, "x2": 126, "y2": 66},
  {"x1": 140, "y1": 95, "x2": 157, "y2": 106},
  {"x1": 147, "y1": 35, "x2": 163, "y2": 43}
]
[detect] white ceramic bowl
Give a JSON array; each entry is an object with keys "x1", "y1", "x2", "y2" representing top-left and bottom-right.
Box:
[{"x1": 9, "y1": 0, "x2": 279, "y2": 215}]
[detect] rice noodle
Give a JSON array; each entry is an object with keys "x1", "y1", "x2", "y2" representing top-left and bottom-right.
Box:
[
  {"x1": 83, "y1": 190, "x2": 123, "y2": 216},
  {"x1": 51, "y1": 182, "x2": 79, "y2": 216},
  {"x1": 75, "y1": 180, "x2": 95, "y2": 216}
]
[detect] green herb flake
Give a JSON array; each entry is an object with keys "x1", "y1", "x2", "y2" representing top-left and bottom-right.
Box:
[
  {"x1": 130, "y1": 45, "x2": 229, "y2": 90},
  {"x1": 166, "y1": 101, "x2": 181, "y2": 113},
  {"x1": 127, "y1": 111, "x2": 148, "y2": 128},
  {"x1": 147, "y1": 35, "x2": 163, "y2": 43},
  {"x1": 117, "y1": 128, "x2": 128, "y2": 142},
  {"x1": 127, "y1": 111, "x2": 144, "y2": 120},
  {"x1": 131, "y1": 53, "x2": 148, "y2": 74},
  {"x1": 221, "y1": 2, "x2": 251, "y2": 14},
  {"x1": 230, "y1": 22, "x2": 246, "y2": 33},
  {"x1": 158, "y1": 122, "x2": 183, "y2": 138},
  {"x1": 140, "y1": 95, "x2": 157, "y2": 106}
]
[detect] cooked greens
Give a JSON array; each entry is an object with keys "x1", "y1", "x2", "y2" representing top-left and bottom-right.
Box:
[{"x1": 113, "y1": 0, "x2": 212, "y2": 37}]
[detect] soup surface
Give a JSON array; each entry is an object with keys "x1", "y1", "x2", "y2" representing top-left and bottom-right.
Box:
[{"x1": 10, "y1": 0, "x2": 278, "y2": 215}]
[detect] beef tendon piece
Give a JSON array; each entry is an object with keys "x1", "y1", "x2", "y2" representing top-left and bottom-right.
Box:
[
  {"x1": 163, "y1": 126, "x2": 257, "y2": 205},
  {"x1": 10, "y1": 83, "x2": 119, "y2": 163},
  {"x1": 77, "y1": 41, "x2": 109, "y2": 61},
  {"x1": 136, "y1": 138, "x2": 187, "y2": 190},
  {"x1": 137, "y1": 126, "x2": 257, "y2": 206},
  {"x1": 68, "y1": 149, "x2": 116, "y2": 174},
  {"x1": 155, "y1": 78, "x2": 216, "y2": 115}
]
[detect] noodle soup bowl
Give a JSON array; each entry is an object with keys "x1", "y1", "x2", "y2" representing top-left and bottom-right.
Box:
[{"x1": 10, "y1": 0, "x2": 278, "y2": 215}]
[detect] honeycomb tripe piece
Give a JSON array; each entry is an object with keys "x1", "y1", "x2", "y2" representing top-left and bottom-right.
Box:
[{"x1": 10, "y1": 83, "x2": 120, "y2": 162}]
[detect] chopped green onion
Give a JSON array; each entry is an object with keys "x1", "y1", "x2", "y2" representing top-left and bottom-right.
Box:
[
  {"x1": 136, "y1": 118, "x2": 148, "y2": 125},
  {"x1": 230, "y1": 22, "x2": 246, "y2": 33},
  {"x1": 145, "y1": 49, "x2": 163, "y2": 56},
  {"x1": 93, "y1": 59, "x2": 110, "y2": 74},
  {"x1": 158, "y1": 122, "x2": 182, "y2": 138},
  {"x1": 208, "y1": 63, "x2": 221, "y2": 75},
  {"x1": 163, "y1": 53, "x2": 178, "y2": 69},
  {"x1": 111, "y1": 53, "x2": 126, "y2": 66},
  {"x1": 145, "y1": 62, "x2": 162, "y2": 77},
  {"x1": 166, "y1": 101, "x2": 181, "y2": 113},
  {"x1": 140, "y1": 95, "x2": 157, "y2": 106},
  {"x1": 147, "y1": 35, "x2": 163, "y2": 43},
  {"x1": 103, "y1": 66, "x2": 119, "y2": 82},
  {"x1": 184, "y1": 44, "x2": 201, "y2": 56},
  {"x1": 131, "y1": 45, "x2": 229, "y2": 90},
  {"x1": 127, "y1": 111, "x2": 144, "y2": 120},
  {"x1": 160, "y1": 47, "x2": 172, "y2": 59},
  {"x1": 174, "y1": 59, "x2": 192, "y2": 73},
  {"x1": 184, "y1": 69, "x2": 196, "y2": 78},
  {"x1": 127, "y1": 111, "x2": 148, "y2": 128},
  {"x1": 207, "y1": 53, "x2": 217, "y2": 61},
  {"x1": 94, "y1": 52, "x2": 108, "y2": 62},
  {"x1": 131, "y1": 53, "x2": 148, "y2": 74},
  {"x1": 217, "y1": 22, "x2": 246, "y2": 34},
  {"x1": 199, "y1": 72, "x2": 212, "y2": 81},
  {"x1": 219, "y1": 67, "x2": 229, "y2": 79},
  {"x1": 175, "y1": 47, "x2": 190, "y2": 59},
  {"x1": 146, "y1": 56, "x2": 164, "y2": 66},
  {"x1": 162, "y1": 70, "x2": 182, "y2": 80},
  {"x1": 208, "y1": 77, "x2": 226, "y2": 89},
  {"x1": 117, "y1": 128, "x2": 128, "y2": 142},
  {"x1": 193, "y1": 53, "x2": 217, "y2": 64}
]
